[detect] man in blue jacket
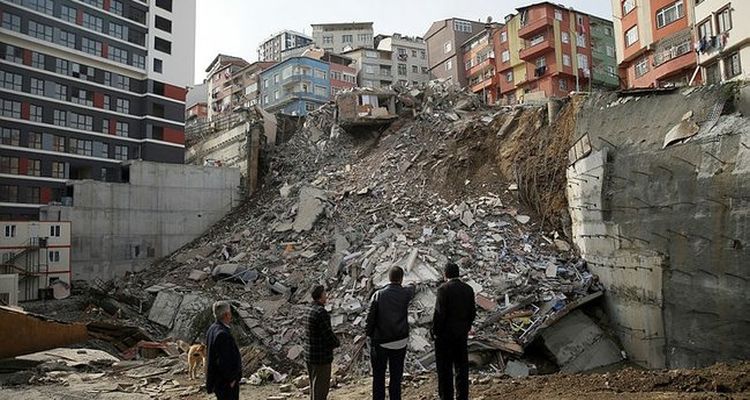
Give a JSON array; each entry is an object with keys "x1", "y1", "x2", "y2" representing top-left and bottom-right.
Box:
[
  {"x1": 206, "y1": 301, "x2": 242, "y2": 400},
  {"x1": 365, "y1": 266, "x2": 416, "y2": 400}
]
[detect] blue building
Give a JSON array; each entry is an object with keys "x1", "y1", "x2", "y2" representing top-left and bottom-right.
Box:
[{"x1": 259, "y1": 57, "x2": 331, "y2": 116}]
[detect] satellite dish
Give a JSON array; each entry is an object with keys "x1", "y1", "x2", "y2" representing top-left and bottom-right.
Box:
[{"x1": 486, "y1": 16, "x2": 493, "y2": 24}]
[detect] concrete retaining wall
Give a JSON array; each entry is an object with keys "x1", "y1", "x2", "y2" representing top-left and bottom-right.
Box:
[
  {"x1": 40, "y1": 161, "x2": 241, "y2": 281},
  {"x1": 568, "y1": 85, "x2": 750, "y2": 368}
]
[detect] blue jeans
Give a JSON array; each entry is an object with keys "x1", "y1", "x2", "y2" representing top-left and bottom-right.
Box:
[{"x1": 371, "y1": 345, "x2": 406, "y2": 400}]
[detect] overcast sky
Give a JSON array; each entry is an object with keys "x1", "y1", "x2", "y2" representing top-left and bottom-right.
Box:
[{"x1": 193, "y1": 0, "x2": 614, "y2": 84}]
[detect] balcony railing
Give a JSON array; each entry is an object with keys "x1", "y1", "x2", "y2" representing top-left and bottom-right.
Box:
[
  {"x1": 518, "y1": 16, "x2": 555, "y2": 39},
  {"x1": 467, "y1": 57, "x2": 495, "y2": 78},
  {"x1": 519, "y1": 40, "x2": 554, "y2": 61}
]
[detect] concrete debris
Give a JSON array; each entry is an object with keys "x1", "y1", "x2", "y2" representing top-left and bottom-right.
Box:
[
  {"x1": 505, "y1": 360, "x2": 532, "y2": 378},
  {"x1": 147, "y1": 290, "x2": 183, "y2": 329},
  {"x1": 292, "y1": 186, "x2": 327, "y2": 232}
]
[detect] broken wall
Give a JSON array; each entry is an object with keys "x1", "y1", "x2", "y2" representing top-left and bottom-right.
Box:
[
  {"x1": 39, "y1": 161, "x2": 242, "y2": 282},
  {"x1": 568, "y1": 85, "x2": 750, "y2": 368}
]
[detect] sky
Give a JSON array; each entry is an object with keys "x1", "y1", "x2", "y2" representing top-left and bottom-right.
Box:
[{"x1": 193, "y1": 0, "x2": 614, "y2": 84}]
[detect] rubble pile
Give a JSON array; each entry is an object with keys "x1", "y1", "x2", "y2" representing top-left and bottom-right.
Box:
[{"x1": 117, "y1": 83, "x2": 600, "y2": 380}]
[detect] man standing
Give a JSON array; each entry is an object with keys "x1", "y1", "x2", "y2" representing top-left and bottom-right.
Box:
[
  {"x1": 365, "y1": 266, "x2": 416, "y2": 400},
  {"x1": 432, "y1": 262, "x2": 476, "y2": 400},
  {"x1": 305, "y1": 285, "x2": 340, "y2": 400},
  {"x1": 206, "y1": 301, "x2": 243, "y2": 400}
]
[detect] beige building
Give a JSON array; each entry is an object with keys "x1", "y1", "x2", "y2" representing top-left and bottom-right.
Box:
[
  {"x1": 375, "y1": 34, "x2": 430, "y2": 86},
  {"x1": 695, "y1": 0, "x2": 747, "y2": 83},
  {"x1": 312, "y1": 22, "x2": 374, "y2": 53},
  {"x1": 342, "y1": 48, "x2": 394, "y2": 88},
  {"x1": 424, "y1": 18, "x2": 489, "y2": 86},
  {"x1": 1, "y1": 221, "x2": 71, "y2": 302}
]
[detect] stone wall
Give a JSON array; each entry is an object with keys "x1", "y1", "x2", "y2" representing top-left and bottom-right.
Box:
[{"x1": 567, "y1": 85, "x2": 750, "y2": 368}]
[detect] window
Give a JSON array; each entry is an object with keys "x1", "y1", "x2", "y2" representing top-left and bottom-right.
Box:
[
  {"x1": 59, "y1": 30, "x2": 76, "y2": 48},
  {"x1": 559, "y1": 79, "x2": 568, "y2": 90},
  {"x1": 604, "y1": 27, "x2": 613, "y2": 36},
  {"x1": 445, "y1": 60, "x2": 453, "y2": 71},
  {"x1": 635, "y1": 56, "x2": 649, "y2": 77},
  {"x1": 156, "y1": 0, "x2": 173, "y2": 12},
  {"x1": 563, "y1": 54, "x2": 571, "y2": 66},
  {"x1": 53, "y1": 83, "x2": 68, "y2": 101},
  {"x1": 0, "y1": 100, "x2": 21, "y2": 118},
  {"x1": 114, "y1": 145, "x2": 128, "y2": 160},
  {"x1": 110, "y1": 0, "x2": 124, "y2": 16},
  {"x1": 1, "y1": 187, "x2": 18, "y2": 203},
  {"x1": 52, "y1": 162, "x2": 66, "y2": 178},
  {"x1": 113, "y1": 74, "x2": 130, "y2": 90},
  {"x1": 717, "y1": 7, "x2": 732, "y2": 33},
  {"x1": 49, "y1": 251, "x2": 60, "y2": 263},
  {"x1": 698, "y1": 20, "x2": 712, "y2": 40},
  {"x1": 53, "y1": 110, "x2": 67, "y2": 127},
  {"x1": 154, "y1": 58, "x2": 163, "y2": 73},
  {"x1": 52, "y1": 134, "x2": 65, "y2": 152},
  {"x1": 342, "y1": 35, "x2": 353, "y2": 43},
  {"x1": 656, "y1": 1, "x2": 684, "y2": 29},
  {"x1": 133, "y1": 54, "x2": 145, "y2": 69},
  {"x1": 83, "y1": 13, "x2": 103, "y2": 32},
  {"x1": 30, "y1": 105, "x2": 43, "y2": 122},
  {"x1": 102, "y1": 118, "x2": 109, "y2": 133},
  {"x1": 155, "y1": 15, "x2": 172, "y2": 33},
  {"x1": 1, "y1": 128, "x2": 20, "y2": 146},
  {"x1": 70, "y1": 138, "x2": 93, "y2": 156},
  {"x1": 0, "y1": 71, "x2": 22, "y2": 91},
  {"x1": 109, "y1": 46, "x2": 129, "y2": 64},
  {"x1": 623, "y1": 0, "x2": 635, "y2": 15},
  {"x1": 72, "y1": 89, "x2": 93, "y2": 106},
  {"x1": 561, "y1": 31, "x2": 569, "y2": 44},
  {"x1": 500, "y1": 31, "x2": 508, "y2": 43},
  {"x1": 102, "y1": 95, "x2": 110, "y2": 110},
  {"x1": 31, "y1": 52, "x2": 45, "y2": 69},
  {"x1": 555, "y1": 10, "x2": 563, "y2": 21},
  {"x1": 50, "y1": 225, "x2": 61, "y2": 237},
  {"x1": 412, "y1": 65, "x2": 418, "y2": 73},
  {"x1": 116, "y1": 98, "x2": 130, "y2": 114},
  {"x1": 422, "y1": 67, "x2": 428, "y2": 74},
  {"x1": 625, "y1": 26, "x2": 639, "y2": 47},
  {"x1": 705, "y1": 62, "x2": 721, "y2": 84},
  {"x1": 61, "y1": 5, "x2": 77, "y2": 22},
  {"x1": 28, "y1": 159, "x2": 41, "y2": 176},
  {"x1": 109, "y1": 22, "x2": 129, "y2": 40},
  {"x1": 273, "y1": 90, "x2": 279, "y2": 99},
  {"x1": 607, "y1": 65, "x2": 616, "y2": 75},
  {"x1": 420, "y1": 50, "x2": 426, "y2": 59},
  {"x1": 531, "y1": 35, "x2": 545, "y2": 46},
  {"x1": 576, "y1": 33, "x2": 586, "y2": 48},
  {"x1": 56, "y1": 60, "x2": 69, "y2": 76},
  {"x1": 357, "y1": 33, "x2": 370, "y2": 42},
  {"x1": 454, "y1": 20, "x2": 473, "y2": 33},
  {"x1": 2, "y1": 13, "x2": 21, "y2": 32},
  {"x1": 314, "y1": 69, "x2": 326, "y2": 79},
  {"x1": 506, "y1": 71, "x2": 513, "y2": 82},
  {"x1": 82, "y1": 0, "x2": 104, "y2": 8},
  {"x1": 725, "y1": 52, "x2": 741, "y2": 78},
  {"x1": 29, "y1": 0, "x2": 54, "y2": 14},
  {"x1": 154, "y1": 37, "x2": 172, "y2": 54},
  {"x1": 4, "y1": 44, "x2": 23, "y2": 63},
  {"x1": 606, "y1": 46, "x2": 615, "y2": 57},
  {"x1": 314, "y1": 85, "x2": 327, "y2": 97},
  {"x1": 4, "y1": 225, "x2": 17, "y2": 237},
  {"x1": 82, "y1": 38, "x2": 102, "y2": 56},
  {"x1": 444, "y1": 41, "x2": 452, "y2": 53},
  {"x1": 100, "y1": 143, "x2": 109, "y2": 158},
  {"x1": 535, "y1": 57, "x2": 547, "y2": 68},
  {"x1": 29, "y1": 21, "x2": 54, "y2": 42},
  {"x1": 578, "y1": 54, "x2": 589, "y2": 71},
  {"x1": 398, "y1": 63, "x2": 407, "y2": 76},
  {"x1": 69, "y1": 112, "x2": 93, "y2": 130},
  {"x1": 411, "y1": 49, "x2": 418, "y2": 58},
  {"x1": 501, "y1": 50, "x2": 510, "y2": 63},
  {"x1": 0, "y1": 156, "x2": 19, "y2": 174},
  {"x1": 29, "y1": 132, "x2": 42, "y2": 149},
  {"x1": 115, "y1": 121, "x2": 129, "y2": 136}
]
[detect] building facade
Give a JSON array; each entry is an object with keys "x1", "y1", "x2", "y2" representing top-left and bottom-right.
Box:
[
  {"x1": 0, "y1": 0, "x2": 195, "y2": 220},
  {"x1": 375, "y1": 33, "x2": 430, "y2": 86},
  {"x1": 204, "y1": 54, "x2": 249, "y2": 119},
  {"x1": 342, "y1": 48, "x2": 394, "y2": 89},
  {"x1": 590, "y1": 15, "x2": 620, "y2": 88},
  {"x1": 259, "y1": 57, "x2": 330, "y2": 116},
  {"x1": 311, "y1": 22, "x2": 373, "y2": 54},
  {"x1": 495, "y1": 14, "x2": 527, "y2": 104},
  {"x1": 424, "y1": 18, "x2": 488, "y2": 86},
  {"x1": 611, "y1": 0, "x2": 698, "y2": 88},
  {"x1": 462, "y1": 24, "x2": 501, "y2": 104},
  {"x1": 1, "y1": 220, "x2": 71, "y2": 301},
  {"x1": 257, "y1": 30, "x2": 313, "y2": 62},
  {"x1": 695, "y1": 0, "x2": 747, "y2": 84}
]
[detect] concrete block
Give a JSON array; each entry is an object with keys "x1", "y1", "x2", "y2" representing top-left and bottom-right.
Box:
[
  {"x1": 541, "y1": 310, "x2": 622, "y2": 373},
  {"x1": 148, "y1": 290, "x2": 183, "y2": 329}
]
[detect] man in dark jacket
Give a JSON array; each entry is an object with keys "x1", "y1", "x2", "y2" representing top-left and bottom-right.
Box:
[
  {"x1": 432, "y1": 262, "x2": 476, "y2": 400},
  {"x1": 365, "y1": 266, "x2": 416, "y2": 400},
  {"x1": 206, "y1": 301, "x2": 243, "y2": 400},
  {"x1": 305, "y1": 285, "x2": 340, "y2": 400}
]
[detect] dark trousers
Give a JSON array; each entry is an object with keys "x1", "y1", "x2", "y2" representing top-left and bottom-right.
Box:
[
  {"x1": 435, "y1": 337, "x2": 469, "y2": 400},
  {"x1": 308, "y1": 363, "x2": 332, "y2": 400},
  {"x1": 213, "y1": 382, "x2": 240, "y2": 400},
  {"x1": 371, "y1": 345, "x2": 407, "y2": 400}
]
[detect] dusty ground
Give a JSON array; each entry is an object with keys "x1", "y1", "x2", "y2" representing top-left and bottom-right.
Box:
[{"x1": 2, "y1": 362, "x2": 748, "y2": 400}]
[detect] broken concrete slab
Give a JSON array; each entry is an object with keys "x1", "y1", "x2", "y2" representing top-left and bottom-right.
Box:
[
  {"x1": 293, "y1": 186, "x2": 327, "y2": 232},
  {"x1": 505, "y1": 360, "x2": 531, "y2": 378},
  {"x1": 541, "y1": 310, "x2": 622, "y2": 373},
  {"x1": 515, "y1": 215, "x2": 531, "y2": 224},
  {"x1": 188, "y1": 269, "x2": 209, "y2": 282},
  {"x1": 147, "y1": 290, "x2": 183, "y2": 329},
  {"x1": 170, "y1": 293, "x2": 212, "y2": 341}
]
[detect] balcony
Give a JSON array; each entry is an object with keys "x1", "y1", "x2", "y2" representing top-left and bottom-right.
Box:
[
  {"x1": 518, "y1": 16, "x2": 554, "y2": 39},
  {"x1": 467, "y1": 57, "x2": 495, "y2": 78},
  {"x1": 470, "y1": 75, "x2": 497, "y2": 93},
  {"x1": 519, "y1": 40, "x2": 554, "y2": 61}
]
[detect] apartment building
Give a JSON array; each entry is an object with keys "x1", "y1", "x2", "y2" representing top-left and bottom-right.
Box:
[
  {"x1": 495, "y1": 14, "x2": 527, "y2": 104},
  {"x1": 204, "y1": 54, "x2": 249, "y2": 119},
  {"x1": 342, "y1": 48, "x2": 394, "y2": 89},
  {"x1": 0, "y1": 0, "x2": 196, "y2": 220},
  {"x1": 185, "y1": 81, "x2": 206, "y2": 121},
  {"x1": 375, "y1": 33, "x2": 430, "y2": 86},
  {"x1": 695, "y1": 0, "x2": 747, "y2": 84},
  {"x1": 591, "y1": 15, "x2": 620, "y2": 88},
  {"x1": 424, "y1": 18, "x2": 488, "y2": 86},
  {"x1": 259, "y1": 57, "x2": 330, "y2": 116},
  {"x1": 311, "y1": 22, "x2": 374, "y2": 54},
  {"x1": 257, "y1": 30, "x2": 313, "y2": 62},
  {"x1": 1, "y1": 220, "x2": 71, "y2": 301},
  {"x1": 462, "y1": 23, "x2": 502, "y2": 104},
  {"x1": 321, "y1": 52, "x2": 356, "y2": 97},
  {"x1": 611, "y1": 0, "x2": 698, "y2": 88}
]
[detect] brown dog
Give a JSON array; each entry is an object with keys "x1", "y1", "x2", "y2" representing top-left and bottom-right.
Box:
[{"x1": 187, "y1": 344, "x2": 207, "y2": 380}]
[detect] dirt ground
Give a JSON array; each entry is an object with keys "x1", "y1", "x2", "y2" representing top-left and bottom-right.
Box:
[{"x1": 2, "y1": 362, "x2": 748, "y2": 400}]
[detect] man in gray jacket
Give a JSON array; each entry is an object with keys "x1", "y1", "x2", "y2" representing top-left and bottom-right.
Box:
[{"x1": 365, "y1": 266, "x2": 415, "y2": 400}]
